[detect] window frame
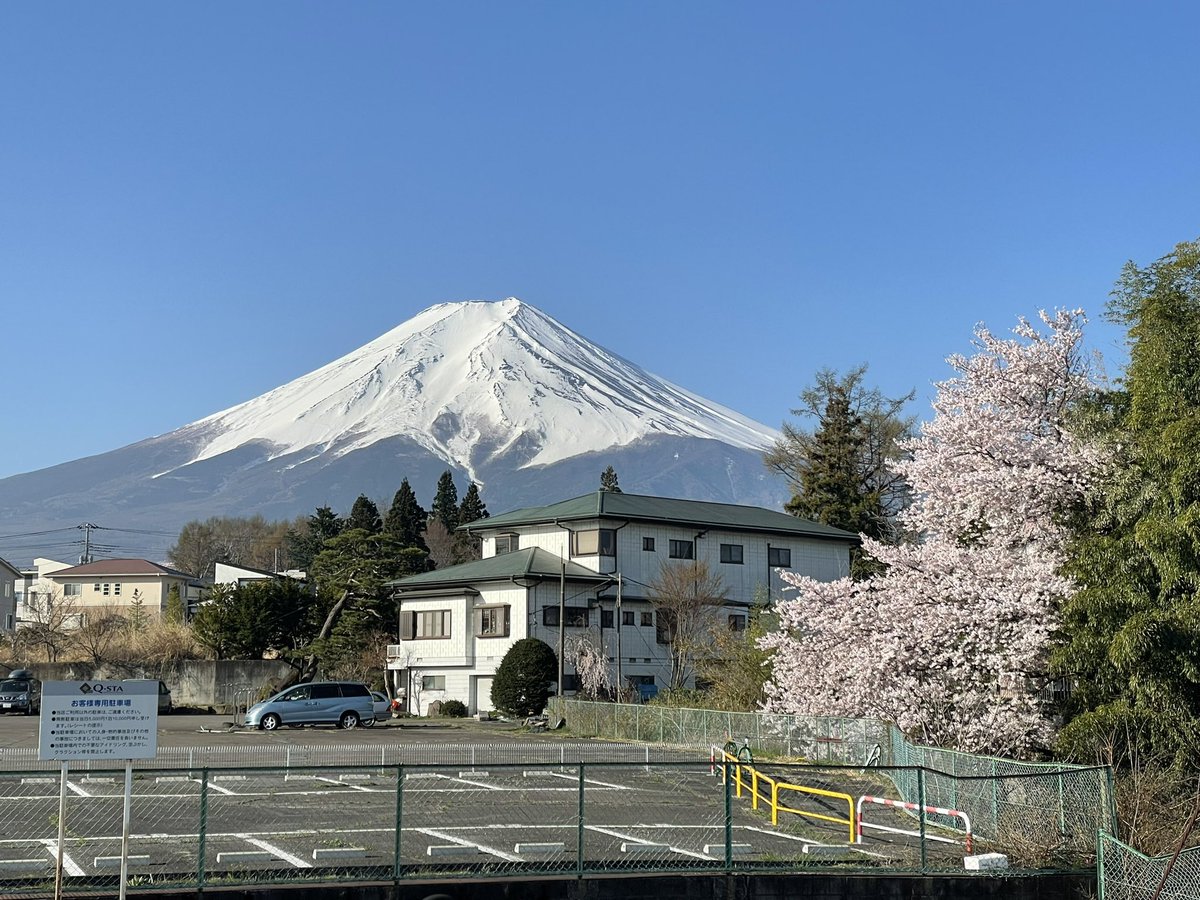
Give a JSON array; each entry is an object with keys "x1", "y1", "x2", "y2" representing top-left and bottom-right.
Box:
[
  {"x1": 476, "y1": 605, "x2": 510, "y2": 638},
  {"x1": 719, "y1": 543, "x2": 744, "y2": 565},
  {"x1": 421, "y1": 675, "x2": 446, "y2": 692},
  {"x1": 570, "y1": 528, "x2": 617, "y2": 557},
  {"x1": 493, "y1": 533, "x2": 520, "y2": 555},
  {"x1": 768, "y1": 547, "x2": 792, "y2": 568},
  {"x1": 668, "y1": 539, "x2": 694, "y2": 560},
  {"x1": 642, "y1": 537, "x2": 655, "y2": 552}
]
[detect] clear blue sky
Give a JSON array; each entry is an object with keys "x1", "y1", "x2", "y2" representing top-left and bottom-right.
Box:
[{"x1": 2, "y1": 2, "x2": 1196, "y2": 480}]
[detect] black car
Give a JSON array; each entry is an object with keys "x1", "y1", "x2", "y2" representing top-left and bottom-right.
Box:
[{"x1": 0, "y1": 670, "x2": 40, "y2": 715}]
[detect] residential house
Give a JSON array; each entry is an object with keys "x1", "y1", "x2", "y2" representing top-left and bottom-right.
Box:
[
  {"x1": 214, "y1": 562, "x2": 307, "y2": 589},
  {"x1": 29, "y1": 558, "x2": 206, "y2": 626},
  {"x1": 0, "y1": 556, "x2": 18, "y2": 633},
  {"x1": 386, "y1": 491, "x2": 856, "y2": 715}
]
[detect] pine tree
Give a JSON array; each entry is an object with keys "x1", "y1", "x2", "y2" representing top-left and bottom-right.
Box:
[
  {"x1": 458, "y1": 483, "x2": 488, "y2": 525},
  {"x1": 1056, "y1": 240, "x2": 1200, "y2": 768},
  {"x1": 384, "y1": 479, "x2": 428, "y2": 552},
  {"x1": 347, "y1": 494, "x2": 383, "y2": 533},
  {"x1": 599, "y1": 465, "x2": 622, "y2": 493},
  {"x1": 285, "y1": 506, "x2": 344, "y2": 572},
  {"x1": 164, "y1": 584, "x2": 185, "y2": 624},
  {"x1": 430, "y1": 471, "x2": 459, "y2": 532},
  {"x1": 765, "y1": 366, "x2": 914, "y2": 558}
]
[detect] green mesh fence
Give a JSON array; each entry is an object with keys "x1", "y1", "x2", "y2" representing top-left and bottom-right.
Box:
[
  {"x1": 1098, "y1": 831, "x2": 1200, "y2": 900},
  {"x1": 550, "y1": 698, "x2": 1116, "y2": 870},
  {"x1": 0, "y1": 756, "x2": 1109, "y2": 896}
]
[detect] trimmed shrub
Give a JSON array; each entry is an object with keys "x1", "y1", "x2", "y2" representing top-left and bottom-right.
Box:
[
  {"x1": 440, "y1": 699, "x2": 468, "y2": 718},
  {"x1": 491, "y1": 637, "x2": 557, "y2": 718}
]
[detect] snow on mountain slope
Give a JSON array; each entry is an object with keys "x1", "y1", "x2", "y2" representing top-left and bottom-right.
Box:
[{"x1": 174, "y1": 298, "x2": 778, "y2": 484}]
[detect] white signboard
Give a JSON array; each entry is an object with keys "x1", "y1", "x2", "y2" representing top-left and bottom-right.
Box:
[{"x1": 38, "y1": 680, "x2": 159, "y2": 761}]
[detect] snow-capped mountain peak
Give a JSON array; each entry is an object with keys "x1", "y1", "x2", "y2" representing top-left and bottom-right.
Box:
[{"x1": 177, "y1": 298, "x2": 778, "y2": 484}]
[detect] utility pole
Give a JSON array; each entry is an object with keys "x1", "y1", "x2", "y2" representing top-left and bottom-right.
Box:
[
  {"x1": 615, "y1": 573, "x2": 623, "y2": 700},
  {"x1": 78, "y1": 522, "x2": 99, "y2": 564},
  {"x1": 557, "y1": 560, "x2": 566, "y2": 708}
]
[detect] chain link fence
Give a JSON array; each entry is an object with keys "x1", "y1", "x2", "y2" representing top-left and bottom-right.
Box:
[
  {"x1": 1098, "y1": 830, "x2": 1200, "y2": 900},
  {"x1": 0, "y1": 756, "x2": 1108, "y2": 896},
  {"x1": 551, "y1": 698, "x2": 1117, "y2": 869}
]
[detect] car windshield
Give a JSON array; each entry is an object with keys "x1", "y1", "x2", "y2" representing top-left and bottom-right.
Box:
[{"x1": 0, "y1": 680, "x2": 29, "y2": 692}]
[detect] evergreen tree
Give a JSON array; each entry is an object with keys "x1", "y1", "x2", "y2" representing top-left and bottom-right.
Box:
[
  {"x1": 285, "y1": 506, "x2": 344, "y2": 572},
  {"x1": 454, "y1": 483, "x2": 489, "y2": 564},
  {"x1": 164, "y1": 584, "x2": 185, "y2": 624},
  {"x1": 599, "y1": 465, "x2": 622, "y2": 493},
  {"x1": 1056, "y1": 239, "x2": 1200, "y2": 769},
  {"x1": 347, "y1": 494, "x2": 383, "y2": 533},
  {"x1": 384, "y1": 480, "x2": 428, "y2": 552},
  {"x1": 458, "y1": 483, "x2": 488, "y2": 525},
  {"x1": 764, "y1": 366, "x2": 915, "y2": 567},
  {"x1": 430, "y1": 471, "x2": 459, "y2": 532}
]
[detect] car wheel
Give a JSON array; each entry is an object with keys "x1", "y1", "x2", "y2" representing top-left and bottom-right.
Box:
[
  {"x1": 260, "y1": 713, "x2": 281, "y2": 731},
  {"x1": 361, "y1": 716, "x2": 375, "y2": 727},
  {"x1": 338, "y1": 711, "x2": 360, "y2": 730}
]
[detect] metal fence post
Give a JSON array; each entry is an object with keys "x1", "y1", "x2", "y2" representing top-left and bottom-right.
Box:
[
  {"x1": 197, "y1": 767, "x2": 208, "y2": 891},
  {"x1": 393, "y1": 763, "x2": 403, "y2": 884},
  {"x1": 577, "y1": 763, "x2": 586, "y2": 876},
  {"x1": 917, "y1": 767, "x2": 927, "y2": 874},
  {"x1": 724, "y1": 759, "x2": 733, "y2": 873}
]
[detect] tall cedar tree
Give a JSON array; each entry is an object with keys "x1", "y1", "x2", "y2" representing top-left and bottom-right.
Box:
[
  {"x1": 599, "y1": 466, "x2": 622, "y2": 492},
  {"x1": 286, "y1": 506, "x2": 344, "y2": 572},
  {"x1": 431, "y1": 471, "x2": 459, "y2": 532},
  {"x1": 764, "y1": 366, "x2": 915, "y2": 577},
  {"x1": 384, "y1": 480, "x2": 428, "y2": 552},
  {"x1": 347, "y1": 495, "x2": 383, "y2": 534},
  {"x1": 1055, "y1": 239, "x2": 1200, "y2": 770},
  {"x1": 454, "y1": 483, "x2": 489, "y2": 563}
]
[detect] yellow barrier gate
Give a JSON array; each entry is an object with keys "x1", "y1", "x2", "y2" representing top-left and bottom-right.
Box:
[{"x1": 713, "y1": 746, "x2": 857, "y2": 844}]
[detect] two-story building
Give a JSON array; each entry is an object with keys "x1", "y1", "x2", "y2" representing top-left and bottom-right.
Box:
[
  {"x1": 386, "y1": 491, "x2": 856, "y2": 715},
  {"x1": 27, "y1": 558, "x2": 206, "y2": 625}
]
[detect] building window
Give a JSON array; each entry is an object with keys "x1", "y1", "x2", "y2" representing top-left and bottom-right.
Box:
[
  {"x1": 421, "y1": 675, "x2": 446, "y2": 691},
  {"x1": 94, "y1": 583, "x2": 101, "y2": 592},
  {"x1": 63, "y1": 584, "x2": 82, "y2": 597},
  {"x1": 642, "y1": 537, "x2": 655, "y2": 552},
  {"x1": 543, "y1": 605, "x2": 589, "y2": 627},
  {"x1": 601, "y1": 609, "x2": 614, "y2": 628},
  {"x1": 494, "y1": 533, "x2": 520, "y2": 555},
  {"x1": 4, "y1": 615, "x2": 11, "y2": 630},
  {"x1": 102, "y1": 584, "x2": 110, "y2": 596},
  {"x1": 656, "y1": 609, "x2": 676, "y2": 645},
  {"x1": 720, "y1": 544, "x2": 744, "y2": 565},
  {"x1": 561, "y1": 673, "x2": 580, "y2": 692},
  {"x1": 669, "y1": 540, "x2": 694, "y2": 559},
  {"x1": 622, "y1": 610, "x2": 634, "y2": 626},
  {"x1": 728, "y1": 614, "x2": 747, "y2": 632},
  {"x1": 768, "y1": 547, "x2": 792, "y2": 568},
  {"x1": 113, "y1": 583, "x2": 121, "y2": 596},
  {"x1": 571, "y1": 529, "x2": 616, "y2": 557},
  {"x1": 476, "y1": 606, "x2": 510, "y2": 637},
  {"x1": 640, "y1": 611, "x2": 653, "y2": 627},
  {"x1": 401, "y1": 610, "x2": 451, "y2": 640}
]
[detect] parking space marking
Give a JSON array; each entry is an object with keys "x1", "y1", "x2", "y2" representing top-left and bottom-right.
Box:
[
  {"x1": 40, "y1": 839, "x2": 84, "y2": 876},
  {"x1": 193, "y1": 778, "x2": 238, "y2": 796},
  {"x1": 235, "y1": 834, "x2": 313, "y2": 868},
  {"x1": 536, "y1": 771, "x2": 628, "y2": 790},
  {"x1": 740, "y1": 825, "x2": 820, "y2": 845},
  {"x1": 583, "y1": 825, "x2": 713, "y2": 860},
  {"x1": 415, "y1": 827, "x2": 521, "y2": 862},
  {"x1": 312, "y1": 776, "x2": 375, "y2": 793},
  {"x1": 64, "y1": 781, "x2": 92, "y2": 798}
]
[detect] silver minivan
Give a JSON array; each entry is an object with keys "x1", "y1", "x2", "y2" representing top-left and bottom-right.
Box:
[{"x1": 243, "y1": 682, "x2": 375, "y2": 731}]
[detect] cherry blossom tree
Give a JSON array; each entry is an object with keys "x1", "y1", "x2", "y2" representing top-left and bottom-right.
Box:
[{"x1": 760, "y1": 309, "x2": 1104, "y2": 755}]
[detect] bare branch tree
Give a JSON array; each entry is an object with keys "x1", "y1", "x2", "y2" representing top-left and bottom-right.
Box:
[{"x1": 648, "y1": 560, "x2": 728, "y2": 691}]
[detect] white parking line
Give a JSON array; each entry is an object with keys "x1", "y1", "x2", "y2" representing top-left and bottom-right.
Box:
[
  {"x1": 583, "y1": 825, "x2": 713, "y2": 860},
  {"x1": 416, "y1": 828, "x2": 521, "y2": 862},
  {"x1": 193, "y1": 778, "x2": 238, "y2": 796},
  {"x1": 64, "y1": 781, "x2": 91, "y2": 798},
  {"x1": 312, "y1": 776, "x2": 374, "y2": 793},
  {"x1": 536, "y1": 771, "x2": 628, "y2": 790},
  {"x1": 236, "y1": 835, "x2": 313, "y2": 868},
  {"x1": 40, "y1": 839, "x2": 84, "y2": 876}
]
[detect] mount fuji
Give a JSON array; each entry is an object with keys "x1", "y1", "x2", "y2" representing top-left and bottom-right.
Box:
[{"x1": 0, "y1": 299, "x2": 786, "y2": 553}]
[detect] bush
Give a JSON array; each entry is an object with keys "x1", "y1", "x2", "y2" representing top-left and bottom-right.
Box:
[
  {"x1": 491, "y1": 637, "x2": 557, "y2": 718},
  {"x1": 440, "y1": 699, "x2": 468, "y2": 718}
]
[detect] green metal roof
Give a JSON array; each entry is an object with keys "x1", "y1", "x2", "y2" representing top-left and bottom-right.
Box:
[
  {"x1": 463, "y1": 491, "x2": 858, "y2": 542},
  {"x1": 387, "y1": 547, "x2": 611, "y2": 591}
]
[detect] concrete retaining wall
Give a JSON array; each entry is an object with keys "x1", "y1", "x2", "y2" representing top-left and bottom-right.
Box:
[{"x1": 16, "y1": 659, "x2": 294, "y2": 711}]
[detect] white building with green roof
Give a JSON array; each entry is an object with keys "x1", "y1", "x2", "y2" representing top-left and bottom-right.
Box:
[{"x1": 386, "y1": 491, "x2": 856, "y2": 715}]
